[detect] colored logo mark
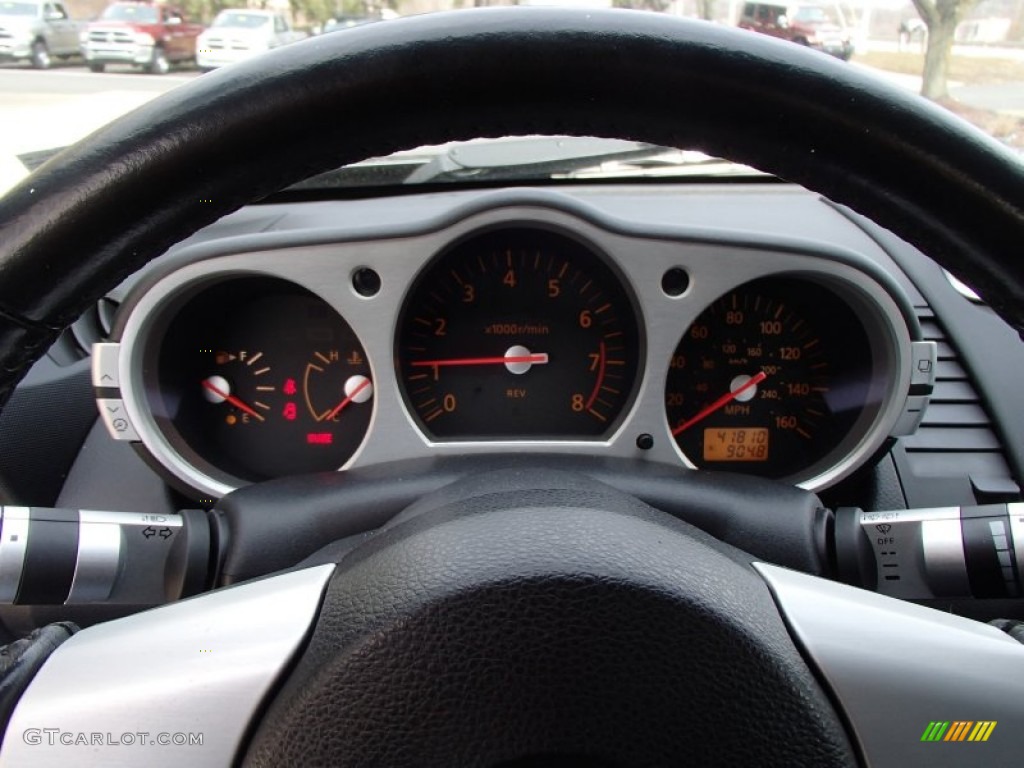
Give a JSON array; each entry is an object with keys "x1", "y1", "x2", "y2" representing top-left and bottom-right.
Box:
[{"x1": 921, "y1": 721, "x2": 997, "y2": 742}]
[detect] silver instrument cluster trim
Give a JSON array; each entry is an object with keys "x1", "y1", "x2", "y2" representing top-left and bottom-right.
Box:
[
  {"x1": 0, "y1": 564, "x2": 335, "y2": 768},
  {"x1": 112, "y1": 197, "x2": 919, "y2": 499},
  {"x1": 755, "y1": 562, "x2": 1024, "y2": 767}
]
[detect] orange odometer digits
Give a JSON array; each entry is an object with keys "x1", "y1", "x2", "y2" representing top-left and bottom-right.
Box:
[
  {"x1": 397, "y1": 227, "x2": 642, "y2": 440},
  {"x1": 703, "y1": 427, "x2": 770, "y2": 462}
]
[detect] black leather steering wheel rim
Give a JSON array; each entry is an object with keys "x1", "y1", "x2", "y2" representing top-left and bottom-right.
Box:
[{"x1": 0, "y1": 7, "x2": 1023, "y2": 411}]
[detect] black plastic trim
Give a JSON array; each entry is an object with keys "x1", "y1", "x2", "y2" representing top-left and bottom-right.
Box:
[
  {"x1": 16, "y1": 514, "x2": 78, "y2": 605},
  {"x1": 214, "y1": 455, "x2": 827, "y2": 585},
  {"x1": 830, "y1": 206, "x2": 1024, "y2": 488}
]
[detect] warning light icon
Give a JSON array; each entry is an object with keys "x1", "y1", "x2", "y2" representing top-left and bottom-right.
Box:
[{"x1": 283, "y1": 378, "x2": 298, "y2": 396}]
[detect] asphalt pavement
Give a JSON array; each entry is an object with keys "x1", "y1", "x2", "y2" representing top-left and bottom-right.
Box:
[
  {"x1": 953, "y1": 83, "x2": 1024, "y2": 116},
  {"x1": 0, "y1": 62, "x2": 198, "y2": 193}
]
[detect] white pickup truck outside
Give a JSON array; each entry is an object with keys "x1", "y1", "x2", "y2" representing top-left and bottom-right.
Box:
[
  {"x1": 196, "y1": 9, "x2": 305, "y2": 71},
  {"x1": 0, "y1": 0, "x2": 80, "y2": 68}
]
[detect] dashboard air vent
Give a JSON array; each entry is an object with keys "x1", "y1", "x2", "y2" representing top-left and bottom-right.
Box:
[
  {"x1": 892, "y1": 305, "x2": 1020, "y2": 507},
  {"x1": 47, "y1": 299, "x2": 120, "y2": 366}
]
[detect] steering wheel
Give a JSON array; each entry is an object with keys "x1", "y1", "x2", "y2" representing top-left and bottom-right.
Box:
[{"x1": 1, "y1": 8, "x2": 1024, "y2": 768}]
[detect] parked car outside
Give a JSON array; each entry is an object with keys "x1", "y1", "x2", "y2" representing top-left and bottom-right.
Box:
[
  {"x1": 196, "y1": 9, "x2": 305, "y2": 72},
  {"x1": 0, "y1": 0, "x2": 81, "y2": 69},
  {"x1": 80, "y1": 1, "x2": 204, "y2": 74},
  {"x1": 322, "y1": 14, "x2": 378, "y2": 33},
  {"x1": 739, "y1": 1, "x2": 853, "y2": 60}
]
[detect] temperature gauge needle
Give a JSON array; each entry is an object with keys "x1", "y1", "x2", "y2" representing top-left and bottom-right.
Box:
[
  {"x1": 324, "y1": 376, "x2": 373, "y2": 422},
  {"x1": 201, "y1": 378, "x2": 265, "y2": 422},
  {"x1": 671, "y1": 371, "x2": 768, "y2": 436}
]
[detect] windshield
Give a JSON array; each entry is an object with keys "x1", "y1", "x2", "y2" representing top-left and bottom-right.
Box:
[
  {"x1": 212, "y1": 11, "x2": 270, "y2": 29},
  {"x1": 1, "y1": 1, "x2": 1021, "y2": 196},
  {"x1": 100, "y1": 3, "x2": 159, "y2": 23},
  {"x1": 0, "y1": 1, "x2": 35, "y2": 16}
]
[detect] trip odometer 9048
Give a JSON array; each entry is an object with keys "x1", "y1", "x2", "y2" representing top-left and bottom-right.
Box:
[
  {"x1": 664, "y1": 277, "x2": 877, "y2": 481},
  {"x1": 397, "y1": 228, "x2": 642, "y2": 439}
]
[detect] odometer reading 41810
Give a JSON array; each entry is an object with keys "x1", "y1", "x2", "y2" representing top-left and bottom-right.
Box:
[
  {"x1": 397, "y1": 228, "x2": 642, "y2": 440},
  {"x1": 703, "y1": 427, "x2": 770, "y2": 462},
  {"x1": 665, "y1": 277, "x2": 876, "y2": 480}
]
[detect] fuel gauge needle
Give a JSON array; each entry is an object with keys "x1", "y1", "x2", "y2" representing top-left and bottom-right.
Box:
[
  {"x1": 201, "y1": 378, "x2": 265, "y2": 422},
  {"x1": 671, "y1": 371, "x2": 767, "y2": 436}
]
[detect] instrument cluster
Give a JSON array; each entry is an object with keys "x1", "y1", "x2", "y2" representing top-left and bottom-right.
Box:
[{"x1": 99, "y1": 199, "x2": 931, "y2": 500}]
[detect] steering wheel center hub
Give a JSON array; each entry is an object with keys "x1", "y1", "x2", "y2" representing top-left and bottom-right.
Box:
[{"x1": 243, "y1": 473, "x2": 854, "y2": 767}]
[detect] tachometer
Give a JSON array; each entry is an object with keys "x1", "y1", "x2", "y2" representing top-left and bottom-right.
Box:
[
  {"x1": 664, "y1": 277, "x2": 876, "y2": 480},
  {"x1": 397, "y1": 227, "x2": 642, "y2": 439}
]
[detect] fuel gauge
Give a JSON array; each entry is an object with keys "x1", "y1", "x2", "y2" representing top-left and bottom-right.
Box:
[
  {"x1": 149, "y1": 276, "x2": 375, "y2": 487},
  {"x1": 199, "y1": 349, "x2": 276, "y2": 425}
]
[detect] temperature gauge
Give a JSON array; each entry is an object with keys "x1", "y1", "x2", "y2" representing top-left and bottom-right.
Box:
[
  {"x1": 301, "y1": 348, "x2": 374, "y2": 459},
  {"x1": 151, "y1": 276, "x2": 374, "y2": 487},
  {"x1": 303, "y1": 350, "x2": 374, "y2": 423}
]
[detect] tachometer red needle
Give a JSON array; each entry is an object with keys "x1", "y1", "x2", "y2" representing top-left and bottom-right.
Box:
[
  {"x1": 671, "y1": 371, "x2": 768, "y2": 436},
  {"x1": 324, "y1": 377, "x2": 372, "y2": 421},
  {"x1": 201, "y1": 379, "x2": 265, "y2": 422},
  {"x1": 411, "y1": 354, "x2": 549, "y2": 367}
]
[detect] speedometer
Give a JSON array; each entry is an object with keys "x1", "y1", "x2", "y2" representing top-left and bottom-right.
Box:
[
  {"x1": 664, "y1": 277, "x2": 878, "y2": 481},
  {"x1": 397, "y1": 227, "x2": 642, "y2": 439}
]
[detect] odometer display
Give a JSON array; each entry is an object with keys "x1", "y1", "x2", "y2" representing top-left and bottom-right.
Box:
[
  {"x1": 703, "y1": 427, "x2": 769, "y2": 462},
  {"x1": 397, "y1": 228, "x2": 642, "y2": 439},
  {"x1": 665, "y1": 277, "x2": 876, "y2": 480}
]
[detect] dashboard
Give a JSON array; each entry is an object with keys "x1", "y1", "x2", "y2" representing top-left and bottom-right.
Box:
[
  {"x1": 91, "y1": 188, "x2": 936, "y2": 502},
  {"x1": 0, "y1": 178, "x2": 1020, "y2": 634}
]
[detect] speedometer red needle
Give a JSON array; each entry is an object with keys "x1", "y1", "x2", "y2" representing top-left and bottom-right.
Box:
[
  {"x1": 411, "y1": 354, "x2": 549, "y2": 367},
  {"x1": 324, "y1": 377, "x2": 372, "y2": 421},
  {"x1": 201, "y1": 379, "x2": 265, "y2": 422},
  {"x1": 671, "y1": 371, "x2": 768, "y2": 436}
]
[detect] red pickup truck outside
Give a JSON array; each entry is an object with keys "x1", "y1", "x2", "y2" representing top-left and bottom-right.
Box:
[{"x1": 81, "y1": 1, "x2": 203, "y2": 73}]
